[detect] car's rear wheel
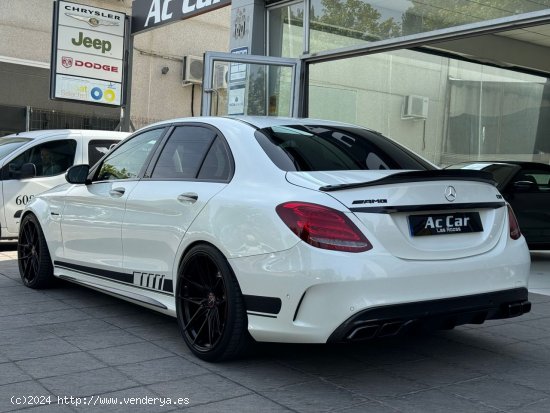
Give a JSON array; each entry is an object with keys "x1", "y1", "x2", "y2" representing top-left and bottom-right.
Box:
[
  {"x1": 18, "y1": 214, "x2": 54, "y2": 289},
  {"x1": 176, "y1": 244, "x2": 250, "y2": 362}
]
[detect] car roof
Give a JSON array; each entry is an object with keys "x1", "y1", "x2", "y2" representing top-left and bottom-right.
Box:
[
  {"x1": 2, "y1": 130, "x2": 129, "y2": 140},
  {"x1": 143, "y1": 116, "x2": 379, "y2": 132},
  {"x1": 229, "y1": 116, "x2": 359, "y2": 129}
]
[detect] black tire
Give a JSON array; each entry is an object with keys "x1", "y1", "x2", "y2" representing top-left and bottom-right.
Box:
[
  {"x1": 18, "y1": 214, "x2": 55, "y2": 289},
  {"x1": 176, "y1": 244, "x2": 250, "y2": 362}
]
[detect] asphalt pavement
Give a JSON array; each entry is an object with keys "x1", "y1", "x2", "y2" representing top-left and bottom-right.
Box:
[{"x1": 1, "y1": 244, "x2": 550, "y2": 413}]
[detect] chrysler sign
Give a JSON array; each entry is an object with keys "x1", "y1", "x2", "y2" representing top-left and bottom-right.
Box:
[
  {"x1": 132, "y1": 0, "x2": 231, "y2": 34},
  {"x1": 50, "y1": 1, "x2": 127, "y2": 106}
]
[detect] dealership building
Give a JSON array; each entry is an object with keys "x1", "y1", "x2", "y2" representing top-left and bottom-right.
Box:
[
  {"x1": 0, "y1": 0, "x2": 230, "y2": 134},
  {"x1": 2, "y1": 0, "x2": 550, "y2": 166}
]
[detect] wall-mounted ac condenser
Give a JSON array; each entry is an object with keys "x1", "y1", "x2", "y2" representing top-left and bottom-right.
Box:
[
  {"x1": 182, "y1": 55, "x2": 203, "y2": 84},
  {"x1": 403, "y1": 95, "x2": 429, "y2": 119}
]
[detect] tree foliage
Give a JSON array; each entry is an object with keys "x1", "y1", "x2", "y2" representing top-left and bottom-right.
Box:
[
  {"x1": 311, "y1": 0, "x2": 401, "y2": 42},
  {"x1": 403, "y1": 0, "x2": 550, "y2": 35},
  {"x1": 310, "y1": 0, "x2": 550, "y2": 41}
]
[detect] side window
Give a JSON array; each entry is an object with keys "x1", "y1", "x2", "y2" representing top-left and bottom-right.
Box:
[
  {"x1": 197, "y1": 137, "x2": 231, "y2": 181},
  {"x1": 151, "y1": 126, "x2": 216, "y2": 179},
  {"x1": 96, "y1": 129, "x2": 164, "y2": 181},
  {"x1": 7, "y1": 139, "x2": 77, "y2": 179},
  {"x1": 513, "y1": 169, "x2": 550, "y2": 192},
  {"x1": 88, "y1": 139, "x2": 119, "y2": 167}
]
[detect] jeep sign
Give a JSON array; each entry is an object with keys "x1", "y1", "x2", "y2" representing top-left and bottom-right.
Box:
[
  {"x1": 132, "y1": 0, "x2": 232, "y2": 34},
  {"x1": 50, "y1": 1, "x2": 127, "y2": 106},
  {"x1": 57, "y1": 26, "x2": 123, "y2": 58}
]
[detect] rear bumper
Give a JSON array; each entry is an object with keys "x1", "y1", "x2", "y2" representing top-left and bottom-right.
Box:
[
  {"x1": 327, "y1": 288, "x2": 531, "y2": 342},
  {"x1": 230, "y1": 234, "x2": 530, "y2": 343}
]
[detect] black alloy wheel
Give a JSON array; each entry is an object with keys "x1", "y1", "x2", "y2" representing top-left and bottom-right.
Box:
[
  {"x1": 176, "y1": 244, "x2": 250, "y2": 362},
  {"x1": 18, "y1": 214, "x2": 54, "y2": 289}
]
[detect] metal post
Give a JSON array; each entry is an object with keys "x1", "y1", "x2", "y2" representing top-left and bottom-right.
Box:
[
  {"x1": 25, "y1": 106, "x2": 31, "y2": 131},
  {"x1": 120, "y1": 16, "x2": 134, "y2": 132}
]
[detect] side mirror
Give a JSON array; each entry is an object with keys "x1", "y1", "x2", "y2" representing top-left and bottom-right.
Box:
[
  {"x1": 20, "y1": 163, "x2": 36, "y2": 179},
  {"x1": 65, "y1": 164, "x2": 90, "y2": 185}
]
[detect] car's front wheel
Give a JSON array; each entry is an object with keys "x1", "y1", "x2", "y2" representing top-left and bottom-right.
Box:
[
  {"x1": 18, "y1": 214, "x2": 54, "y2": 289},
  {"x1": 176, "y1": 244, "x2": 250, "y2": 362}
]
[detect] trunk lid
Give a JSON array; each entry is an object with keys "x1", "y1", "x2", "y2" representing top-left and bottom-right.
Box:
[{"x1": 286, "y1": 170, "x2": 506, "y2": 260}]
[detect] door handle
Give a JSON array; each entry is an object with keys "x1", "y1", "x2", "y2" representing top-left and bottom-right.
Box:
[
  {"x1": 109, "y1": 187, "x2": 126, "y2": 198},
  {"x1": 177, "y1": 192, "x2": 198, "y2": 204}
]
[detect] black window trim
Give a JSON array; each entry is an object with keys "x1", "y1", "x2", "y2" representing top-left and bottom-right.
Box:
[
  {"x1": 142, "y1": 122, "x2": 235, "y2": 184},
  {"x1": 88, "y1": 126, "x2": 169, "y2": 184},
  {"x1": 87, "y1": 139, "x2": 122, "y2": 167}
]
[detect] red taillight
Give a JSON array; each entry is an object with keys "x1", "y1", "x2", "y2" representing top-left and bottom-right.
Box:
[
  {"x1": 507, "y1": 204, "x2": 521, "y2": 240},
  {"x1": 276, "y1": 202, "x2": 372, "y2": 253}
]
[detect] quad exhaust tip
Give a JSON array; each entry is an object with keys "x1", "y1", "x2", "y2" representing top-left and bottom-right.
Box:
[
  {"x1": 344, "y1": 301, "x2": 531, "y2": 342},
  {"x1": 506, "y1": 301, "x2": 531, "y2": 318},
  {"x1": 347, "y1": 320, "x2": 418, "y2": 341}
]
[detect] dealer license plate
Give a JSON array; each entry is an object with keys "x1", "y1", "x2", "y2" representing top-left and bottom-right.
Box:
[{"x1": 408, "y1": 212, "x2": 483, "y2": 237}]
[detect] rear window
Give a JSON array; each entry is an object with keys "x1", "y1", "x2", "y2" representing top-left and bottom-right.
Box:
[{"x1": 255, "y1": 125, "x2": 434, "y2": 171}]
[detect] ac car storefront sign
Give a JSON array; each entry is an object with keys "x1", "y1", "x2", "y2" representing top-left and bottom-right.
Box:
[
  {"x1": 132, "y1": 0, "x2": 231, "y2": 34},
  {"x1": 50, "y1": 1, "x2": 127, "y2": 106}
]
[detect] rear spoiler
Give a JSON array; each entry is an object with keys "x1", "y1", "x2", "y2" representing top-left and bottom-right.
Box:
[{"x1": 319, "y1": 170, "x2": 496, "y2": 192}]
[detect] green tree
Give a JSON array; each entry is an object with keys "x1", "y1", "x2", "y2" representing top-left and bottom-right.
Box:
[
  {"x1": 402, "y1": 0, "x2": 550, "y2": 35},
  {"x1": 311, "y1": 0, "x2": 402, "y2": 42}
]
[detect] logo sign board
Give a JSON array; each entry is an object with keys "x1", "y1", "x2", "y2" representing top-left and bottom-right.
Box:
[
  {"x1": 131, "y1": 0, "x2": 232, "y2": 35},
  {"x1": 55, "y1": 75, "x2": 122, "y2": 106},
  {"x1": 57, "y1": 26, "x2": 124, "y2": 59},
  {"x1": 56, "y1": 51, "x2": 122, "y2": 83},
  {"x1": 50, "y1": 1, "x2": 127, "y2": 107},
  {"x1": 59, "y1": 6, "x2": 125, "y2": 36}
]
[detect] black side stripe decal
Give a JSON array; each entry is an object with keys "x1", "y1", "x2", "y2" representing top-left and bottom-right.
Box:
[
  {"x1": 243, "y1": 295, "x2": 282, "y2": 315},
  {"x1": 54, "y1": 261, "x2": 174, "y2": 294},
  {"x1": 55, "y1": 261, "x2": 134, "y2": 283}
]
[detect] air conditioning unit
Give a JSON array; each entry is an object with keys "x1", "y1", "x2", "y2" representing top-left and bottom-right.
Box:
[
  {"x1": 182, "y1": 55, "x2": 203, "y2": 84},
  {"x1": 403, "y1": 95, "x2": 429, "y2": 119},
  {"x1": 213, "y1": 64, "x2": 228, "y2": 89}
]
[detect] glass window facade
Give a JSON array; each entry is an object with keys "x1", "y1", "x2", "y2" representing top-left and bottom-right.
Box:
[
  {"x1": 308, "y1": 49, "x2": 550, "y2": 166},
  {"x1": 269, "y1": 2, "x2": 305, "y2": 57},
  {"x1": 309, "y1": 0, "x2": 550, "y2": 54},
  {"x1": 268, "y1": 1, "x2": 550, "y2": 57}
]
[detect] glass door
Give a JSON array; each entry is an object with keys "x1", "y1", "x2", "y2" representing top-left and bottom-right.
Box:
[{"x1": 201, "y1": 52, "x2": 302, "y2": 117}]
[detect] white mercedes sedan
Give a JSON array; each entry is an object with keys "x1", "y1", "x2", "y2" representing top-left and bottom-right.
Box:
[{"x1": 18, "y1": 117, "x2": 531, "y2": 361}]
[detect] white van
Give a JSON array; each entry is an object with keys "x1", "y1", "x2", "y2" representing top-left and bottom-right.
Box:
[{"x1": 0, "y1": 129, "x2": 129, "y2": 239}]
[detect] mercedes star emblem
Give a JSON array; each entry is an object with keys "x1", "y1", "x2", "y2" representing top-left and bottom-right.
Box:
[{"x1": 445, "y1": 186, "x2": 457, "y2": 202}]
